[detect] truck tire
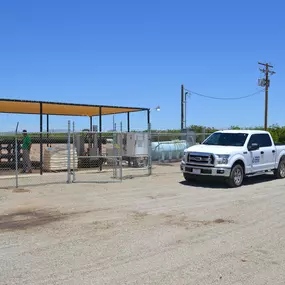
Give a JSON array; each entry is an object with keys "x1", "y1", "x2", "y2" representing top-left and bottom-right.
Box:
[
  {"x1": 227, "y1": 164, "x2": 244, "y2": 188},
  {"x1": 274, "y1": 156, "x2": 285, "y2": 179},
  {"x1": 183, "y1": 172, "x2": 193, "y2": 182}
]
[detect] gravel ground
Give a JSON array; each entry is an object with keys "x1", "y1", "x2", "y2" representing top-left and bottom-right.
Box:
[{"x1": 1, "y1": 164, "x2": 285, "y2": 284}]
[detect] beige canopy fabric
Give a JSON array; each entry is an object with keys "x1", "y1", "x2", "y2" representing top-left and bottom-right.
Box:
[{"x1": 0, "y1": 99, "x2": 147, "y2": 116}]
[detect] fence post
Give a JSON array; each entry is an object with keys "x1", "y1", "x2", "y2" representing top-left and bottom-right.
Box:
[
  {"x1": 72, "y1": 121, "x2": 76, "y2": 183},
  {"x1": 157, "y1": 132, "x2": 161, "y2": 164},
  {"x1": 113, "y1": 131, "x2": 117, "y2": 179},
  {"x1": 15, "y1": 136, "x2": 19, "y2": 188},
  {"x1": 15, "y1": 122, "x2": 19, "y2": 188},
  {"x1": 67, "y1": 120, "x2": 71, "y2": 183},
  {"x1": 148, "y1": 122, "x2": 152, "y2": 176},
  {"x1": 119, "y1": 132, "x2": 123, "y2": 181}
]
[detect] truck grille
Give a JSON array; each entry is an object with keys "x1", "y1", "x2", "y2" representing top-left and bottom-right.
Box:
[{"x1": 187, "y1": 152, "x2": 215, "y2": 167}]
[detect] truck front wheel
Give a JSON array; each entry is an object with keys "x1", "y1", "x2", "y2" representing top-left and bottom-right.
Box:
[
  {"x1": 274, "y1": 157, "x2": 285, "y2": 179},
  {"x1": 183, "y1": 172, "x2": 193, "y2": 182},
  {"x1": 227, "y1": 164, "x2": 244, "y2": 188}
]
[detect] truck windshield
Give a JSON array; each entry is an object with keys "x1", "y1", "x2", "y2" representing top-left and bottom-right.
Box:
[{"x1": 202, "y1": 132, "x2": 248, "y2": 146}]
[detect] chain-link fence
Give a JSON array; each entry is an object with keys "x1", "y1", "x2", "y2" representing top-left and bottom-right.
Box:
[
  {"x1": 0, "y1": 127, "x2": 72, "y2": 188},
  {"x1": 71, "y1": 123, "x2": 151, "y2": 182},
  {"x1": 71, "y1": 127, "x2": 123, "y2": 183},
  {"x1": 150, "y1": 131, "x2": 213, "y2": 175},
  {"x1": 151, "y1": 132, "x2": 212, "y2": 162},
  {"x1": 0, "y1": 131, "x2": 18, "y2": 189},
  {"x1": 0, "y1": 121, "x2": 214, "y2": 188}
]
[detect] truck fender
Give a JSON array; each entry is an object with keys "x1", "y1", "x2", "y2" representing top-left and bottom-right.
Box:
[
  {"x1": 228, "y1": 154, "x2": 247, "y2": 170},
  {"x1": 276, "y1": 151, "x2": 285, "y2": 165}
]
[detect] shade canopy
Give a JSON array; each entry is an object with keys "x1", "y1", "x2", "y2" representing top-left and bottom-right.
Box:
[{"x1": 0, "y1": 99, "x2": 148, "y2": 116}]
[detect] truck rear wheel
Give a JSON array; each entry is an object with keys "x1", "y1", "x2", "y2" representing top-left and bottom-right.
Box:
[
  {"x1": 227, "y1": 164, "x2": 244, "y2": 188},
  {"x1": 274, "y1": 157, "x2": 285, "y2": 179}
]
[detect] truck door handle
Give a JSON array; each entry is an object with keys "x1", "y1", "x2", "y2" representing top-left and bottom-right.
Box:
[
  {"x1": 261, "y1": 151, "x2": 264, "y2": 154},
  {"x1": 272, "y1": 150, "x2": 276, "y2": 153}
]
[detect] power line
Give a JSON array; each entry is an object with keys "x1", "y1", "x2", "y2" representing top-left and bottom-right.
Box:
[{"x1": 184, "y1": 88, "x2": 265, "y2": 100}]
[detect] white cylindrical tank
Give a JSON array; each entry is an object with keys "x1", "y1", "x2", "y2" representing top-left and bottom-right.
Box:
[{"x1": 151, "y1": 140, "x2": 188, "y2": 161}]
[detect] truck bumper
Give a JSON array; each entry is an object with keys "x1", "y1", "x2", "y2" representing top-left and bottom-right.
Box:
[{"x1": 180, "y1": 161, "x2": 231, "y2": 177}]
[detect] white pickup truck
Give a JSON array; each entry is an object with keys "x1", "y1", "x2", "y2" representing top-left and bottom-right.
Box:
[{"x1": 180, "y1": 130, "x2": 285, "y2": 187}]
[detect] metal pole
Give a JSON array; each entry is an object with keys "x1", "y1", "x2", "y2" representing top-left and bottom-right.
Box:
[
  {"x1": 89, "y1": 116, "x2": 93, "y2": 131},
  {"x1": 127, "y1": 112, "x2": 131, "y2": 167},
  {"x1": 184, "y1": 91, "x2": 187, "y2": 128},
  {"x1": 158, "y1": 132, "x2": 160, "y2": 163},
  {"x1": 40, "y1": 103, "x2": 43, "y2": 175},
  {"x1": 72, "y1": 121, "x2": 76, "y2": 182},
  {"x1": 88, "y1": 116, "x2": 93, "y2": 154},
  {"x1": 119, "y1": 133, "x2": 123, "y2": 181},
  {"x1": 147, "y1": 109, "x2": 152, "y2": 175},
  {"x1": 67, "y1": 120, "x2": 71, "y2": 183},
  {"x1": 119, "y1": 156, "x2": 123, "y2": 181},
  {"x1": 127, "y1": 112, "x2": 130, "y2": 132},
  {"x1": 181, "y1": 84, "x2": 184, "y2": 131},
  {"x1": 112, "y1": 129, "x2": 115, "y2": 172},
  {"x1": 46, "y1": 114, "x2": 49, "y2": 147},
  {"x1": 99, "y1": 107, "x2": 102, "y2": 171},
  {"x1": 113, "y1": 115, "x2": 115, "y2": 131},
  {"x1": 15, "y1": 122, "x2": 19, "y2": 188}
]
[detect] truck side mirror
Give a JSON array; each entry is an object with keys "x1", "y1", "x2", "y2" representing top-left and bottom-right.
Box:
[{"x1": 248, "y1": 142, "x2": 259, "y2": 151}]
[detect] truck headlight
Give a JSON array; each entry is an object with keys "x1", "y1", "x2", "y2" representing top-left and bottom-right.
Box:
[{"x1": 216, "y1": 154, "x2": 230, "y2": 164}]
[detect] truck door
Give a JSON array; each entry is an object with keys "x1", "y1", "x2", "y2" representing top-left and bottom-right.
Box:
[
  {"x1": 247, "y1": 134, "x2": 264, "y2": 172},
  {"x1": 257, "y1": 133, "x2": 276, "y2": 170}
]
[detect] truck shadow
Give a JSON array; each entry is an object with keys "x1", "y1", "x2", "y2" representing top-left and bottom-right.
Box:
[{"x1": 179, "y1": 174, "x2": 276, "y2": 189}]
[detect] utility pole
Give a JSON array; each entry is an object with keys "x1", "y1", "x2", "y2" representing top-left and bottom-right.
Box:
[
  {"x1": 184, "y1": 90, "x2": 188, "y2": 129},
  {"x1": 181, "y1": 84, "x2": 184, "y2": 131},
  {"x1": 258, "y1": 62, "x2": 275, "y2": 130}
]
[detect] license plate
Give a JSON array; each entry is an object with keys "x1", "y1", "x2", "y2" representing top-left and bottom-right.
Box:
[{"x1": 192, "y1": 168, "x2": 201, "y2": 174}]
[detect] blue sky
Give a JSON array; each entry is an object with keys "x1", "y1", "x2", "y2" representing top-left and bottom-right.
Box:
[{"x1": 0, "y1": 0, "x2": 284, "y2": 132}]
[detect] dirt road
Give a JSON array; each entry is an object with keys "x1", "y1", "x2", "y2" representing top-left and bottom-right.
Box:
[{"x1": 1, "y1": 167, "x2": 285, "y2": 284}]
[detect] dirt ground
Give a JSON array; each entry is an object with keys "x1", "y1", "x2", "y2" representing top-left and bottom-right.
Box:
[{"x1": 1, "y1": 165, "x2": 285, "y2": 285}]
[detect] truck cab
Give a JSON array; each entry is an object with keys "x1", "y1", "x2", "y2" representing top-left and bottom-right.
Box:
[{"x1": 181, "y1": 130, "x2": 285, "y2": 187}]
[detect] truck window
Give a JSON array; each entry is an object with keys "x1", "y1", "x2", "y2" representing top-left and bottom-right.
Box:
[
  {"x1": 248, "y1": 134, "x2": 272, "y2": 147},
  {"x1": 202, "y1": 132, "x2": 248, "y2": 146},
  {"x1": 259, "y1": 134, "x2": 272, "y2": 147}
]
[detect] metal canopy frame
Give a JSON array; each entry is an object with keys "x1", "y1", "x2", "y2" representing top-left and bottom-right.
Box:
[{"x1": 0, "y1": 98, "x2": 151, "y2": 176}]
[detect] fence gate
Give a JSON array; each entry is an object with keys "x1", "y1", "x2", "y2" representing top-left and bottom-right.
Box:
[
  {"x1": 70, "y1": 126, "x2": 151, "y2": 183},
  {"x1": 71, "y1": 128, "x2": 123, "y2": 183}
]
